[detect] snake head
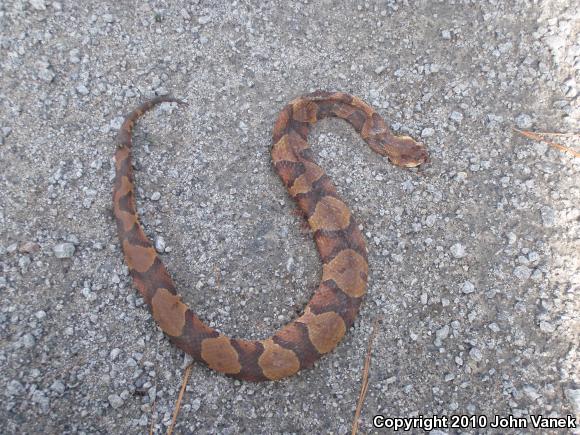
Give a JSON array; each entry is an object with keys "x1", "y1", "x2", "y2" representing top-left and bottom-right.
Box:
[{"x1": 384, "y1": 135, "x2": 429, "y2": 168}]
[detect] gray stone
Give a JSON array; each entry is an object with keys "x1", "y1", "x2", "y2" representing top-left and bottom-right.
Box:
[
  {"x1": 540, "y1": 206, "x2": 555, "y2": 227},
  {"x1": 108, "y1": 394, "x2": 124, "y2": 409},
  {"x1": 435, "y1": 325, "x2": 450, "y2": 346},
  {"x1": 53, "y1": 243, "x2": 75, "y2": 258},
  {"x1": 21, "y1": 333, "x2": 36, "y2": 348},
  {"x1": 515, "y1": 113, "x2": 533, "y2": 129},
  {"x1": 31, "y1": 390, "x2": 50, "y2": 412},
  {"x1": 29, "y1": 0, "x2": 46, "y2": 11},
  {"x1": 36, "y1": 60, "x2": 55, "y2": 83},
  {"x1": 421, "y1": 127, "x2": 435, "y2": 138},
  {"x1": 461, "y1": 281, "x2": 476, "y2": 294},
  {"x1": 449, "y1": 111, "x2": 464, "y2": 123},
  {"x1": 374, "y1": 65, "x2": 387, "y2": 75},
  {"x1": 469, "y1": 347, "x2": 483, "y2": 362},
  {"x1": 154, "y1": 236, "x2": 166, "y2": 253},
  {"x1": 6, "y1": 380, "x2": 25, "y2": 396},
  {"x1": 50, "y1": 380, "x2": 66, "y2": 394},
  {"x1": 198, "y1": 15, "x2": 211, "y2": 24},
  {"x1": 539, "y1": 321, "x2": 555, "y2": 333},
  {"x1": 450, "y1": 243, "x2": 466, "y2": 259},
  {"x1": 565, "y1": 389, "x2": 580, "y2": 414},
  {"x1": 76, "y1": 84, "x2": 89, "y2": 95},
  {"x1": 544, "y1": 35, "x2": 566, "y2": 51},
  {"x1": 513, "y1": 265, "x2": 532, "y2": 280}
]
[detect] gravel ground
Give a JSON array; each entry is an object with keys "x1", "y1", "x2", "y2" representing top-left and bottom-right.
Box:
[{"x1": 1, "y1": 1, "x2": 579, "y2": 434}]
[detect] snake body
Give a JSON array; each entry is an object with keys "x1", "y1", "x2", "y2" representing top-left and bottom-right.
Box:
[{"x1": 113, "y1": 91, "x2": 428, "y2": 381}]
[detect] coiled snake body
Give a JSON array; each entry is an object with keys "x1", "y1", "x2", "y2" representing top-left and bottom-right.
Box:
[{"x1": 113, "y1": 91, "x2": 428, "y2": 381}]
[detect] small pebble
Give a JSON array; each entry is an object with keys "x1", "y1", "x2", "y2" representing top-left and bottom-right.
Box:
[
  {"x1": 150, "y1": 192, "x2": 161, "y2": 201},
  {"x1": 110, "y1": 348, "x2": 121, "y2": 361},
  {"x1": 7, "y1": 380, "x2": 25, "y2": 396},
  {"x1": 198, "y1": 15, "x2": 211, "y2": 24},
  {"x1": 515, "y1": 113, "x2": 533, "y2": 129},
  {"x1": 469, "y1": 347, "x2": 483, "y2": 361},
  {"x1": 50, "y1": 380, "x2": 66, "y2": 395},
  {"x1": 191, "y1": 398, "x2": 202, "y2": 412},
  {"x1": 544, "y1": 35, "x2": 566, "y2": 52},
  {"x1": 36, "y1": 60, "x2": 55, "y2": 83},
  {"x1": 29, "y1": 0, "x2": 46, "y2": 11},
  {"x1": 461, "y1": 281, "x2": 476, "y2": 294},
  {"x1": 450, "y1": 243, "x2": 466, "y2": 259},
  {"x1": 421, "y1": 127, "x2": 435, "y2": 138},
  {"x1": 435, "y1": 325, "x2": 450, "y2": 345},
  {"x1": 31, "y1": 390, "x2": 50, "y2": 412},
  {"x1": 374, "y1": 65, "x2": 387, "y2": 74},
  {"x1": 19, "y1": 255, "x2": 31, "y2": 271},
  {"x1": 506, "y1": 232, "x2": 517, "y2": 245},
  {"x1": 108, "y1": 394, "x2": 124, "y2": 409},
  {"x1": 513, "y1": 265, "x2": 532, "y2": 280},
  {"x1": 565, "y1": 389, "x2": 580, "y2": 414},
  {"x1": 21, "y1": 333, "x2": 36, "y2": 348},
  {"x1": 76, "y1": 84, "x2": 90, "y2": 95},
  {"x1": 19, "y1": 242, "x2": 40, "y2": 253},
  {"x1": 155, "y1": 236, "x2": 166, "y2": 253},
  {"x1": 539, "y1": 320, "x2": 555, "y2": 333},
  {"x1": 449, "y1": 111, "x2": 464, "y2": 123},
  {"x1": 53, "y1": 243, "x2": 75, "y2": 258},
  {"x1": 540, "y1": 206, "x2": 555, "y2": 227},
  {"x1": 523, "y1": 386, "x2": 540, "y2": 401}
]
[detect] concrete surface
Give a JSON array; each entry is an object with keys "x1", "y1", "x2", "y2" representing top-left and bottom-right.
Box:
[{"x1": 0, "y1": 0, "x2": 579, "y2": 434}]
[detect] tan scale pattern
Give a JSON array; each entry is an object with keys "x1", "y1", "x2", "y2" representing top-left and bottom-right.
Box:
[
  {"x1": 322, "y1": 249, "x2": 368, "y2": 298},
  {"x1": 308, "y1": 196, "x2": 352, "y2": 231},
  {"x1": 271, "y1": 135, "x2": 299, "y2": 163},
  {"x1": 122, "y1": 240, "x2": 156, "y2": 274},
  {"x1": 151, "y1": 288, "x2": 188, "y2": 337},
  {"x1": 288, "y1": 161, "x2": 325, "y2": 196},
  {"x1": 201, "y1": 336, "x2": 242, "y2": 374},
  {"x1": 258, "y1": 339, "x2": 301, "y2": 380},
  {"x1": 300, "y1": 309, "x2": 347, "y2": 354}
]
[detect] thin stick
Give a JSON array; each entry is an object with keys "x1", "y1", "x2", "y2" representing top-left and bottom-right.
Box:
[
  {"x1": 527, "y1": 131, "x2": 580, "y2": 137},
  {"x1": 513, "y1": 128, "x2": 580, "y2": 158},
  {"x1": 167, "y1": 363, "x2": 194, "y2": 435},
  {"x1": 148, "y1": 371, "x2": 158, "y2": 435},
  {"x1": 351, "y1": 317, "x2": 382, "y2": 435},
  {"x1": 149, "y1": 341, "x2": 161, "y2": 435}
]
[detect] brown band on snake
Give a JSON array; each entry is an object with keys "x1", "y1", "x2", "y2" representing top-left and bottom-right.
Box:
[{"x1": 113, "y1": 92, "x2": 428, "y2": 381}]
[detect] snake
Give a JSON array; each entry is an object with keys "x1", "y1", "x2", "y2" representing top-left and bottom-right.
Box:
[{"x1": 113, "y1": 91, "x2": 428, "y2": 381}]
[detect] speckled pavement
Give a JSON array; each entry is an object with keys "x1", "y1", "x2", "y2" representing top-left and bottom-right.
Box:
[{"x1": 0, "y1": 1, "x2": 578, "y2": 434}]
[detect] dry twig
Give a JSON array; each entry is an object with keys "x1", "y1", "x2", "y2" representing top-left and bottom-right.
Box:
[
  {"x1": 167, "y1": 363, "x2": 194, "y2": 435},
  {"x1": 148, "y1": 371, "x2": 158, "y2": 435},
  {"x1": 351, "y1": 317, "x2": 382, "y2": 435},
  {"x1": 149, "y1": 342, "x2": 161, "y2": 435},
  {"x1": 513, "y1": 128, "x2": 580, "y2": 158}
]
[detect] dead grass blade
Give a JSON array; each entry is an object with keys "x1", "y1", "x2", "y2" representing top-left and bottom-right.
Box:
[
  {"x1": 148, "y1": 369, "x2": 158, "y2": 435},
  {"x1": 167, "y1": 363, "x2": 194, "y2": 435},
  {"x1": 513, "y1": 128, "x2": 580, "y2": 158},
  {"x1": 351, "y1": 317, "x2": 382, "y2": 435},
  {"x1": 149, "y1": 341, "x2": 161, "y2": 435}
]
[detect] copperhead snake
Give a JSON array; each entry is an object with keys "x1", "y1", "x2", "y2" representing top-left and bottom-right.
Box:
[{"x1": 113, "y1": 91, "x2": 428, "y2": 381}]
